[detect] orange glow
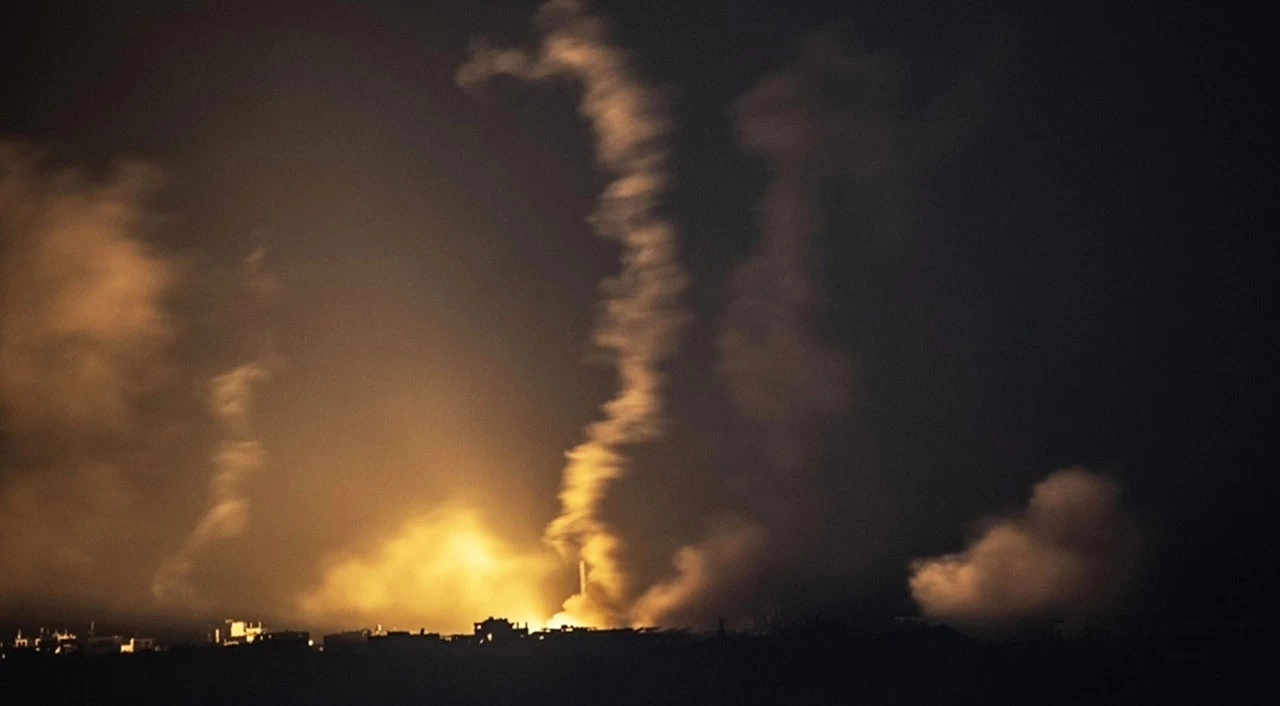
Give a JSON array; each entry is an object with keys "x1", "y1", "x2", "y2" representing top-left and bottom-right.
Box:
[{"x1": 297, "y1": 505, "x2": 557, "y2": 634}]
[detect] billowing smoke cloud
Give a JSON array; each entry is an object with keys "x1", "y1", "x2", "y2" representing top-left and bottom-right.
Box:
[
  {"x1": 0, "y1": 142, "x2": 176, "y2": 608},
  {"x1": 458, "y1": 0, "x2": 687, "y2": 627},
  {"x1": 152, "y1": 362, "x2": 271, "y2": 607},
  {"x1": 298, "y1": 506, "x2": 557, "y2": 634},
  {"x1": 631, "y1": 520, "x2": 766, "y2": 627},
  {"x1": 909, "y1": 467, "x2": 1146, "y2": 627},
  {"x1": 0, "y1": 142, "x2": 175, "y2": 433}
]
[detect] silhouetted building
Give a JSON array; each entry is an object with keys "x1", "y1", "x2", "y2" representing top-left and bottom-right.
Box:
[
  {"x1": 532, "y1": 625, "x2": 670, "y2": 653},
  {"x1": 368, "y1": 629, "x2": 444, "y2": 656},
  {"x1": 473, "y1": 617, "x2": 528, "y2": 645},
  {"x1": 30, "y1": 629, "x2": 80, "y2": 655},
  {"x1": 220, "y1": 619, "x2": 265, "y2": 646},
  {"x1": 255, "y1": 630, "x2": 310, "y2": 651},
  {"x1": 323, "y1": 630, "x2": 369, "y2": 654},
  {"x1": 84, "y1": 635, "x2": 122, "y2": 656},
  {"x1": 119, "y1": 637, "x2": 157, "y2": 654}
]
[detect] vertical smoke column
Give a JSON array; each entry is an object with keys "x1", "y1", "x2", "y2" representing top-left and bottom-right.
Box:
[
  {"x1": 458, "y1": 0, "x2": 687, "y2": 626},
  {"x1": 718, "y1": 29, "x2": 1009, "y2": 468},
  {"x1": 152, "y1": 248, "x2": 277, "y2": 607},
  {"x1": 718, "y1": 38, "x2": 859, "y2": 471},
  {"x1": 151, "y1": 363, "x2": 271, "y2": 607}
]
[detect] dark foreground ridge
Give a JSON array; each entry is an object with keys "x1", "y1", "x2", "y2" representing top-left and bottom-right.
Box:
[{"x1": 0, "y1": 617, "x2": 1255, "y2": 705}]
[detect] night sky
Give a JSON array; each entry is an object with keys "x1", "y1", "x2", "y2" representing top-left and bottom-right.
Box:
[{"x1": 0, "y1": 0, "x2": 1271, "y2": 634}]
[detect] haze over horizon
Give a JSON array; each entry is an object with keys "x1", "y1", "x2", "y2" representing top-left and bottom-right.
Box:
[{"x1": 1, "y1": 0, "x2": 1271, "y2": 637}]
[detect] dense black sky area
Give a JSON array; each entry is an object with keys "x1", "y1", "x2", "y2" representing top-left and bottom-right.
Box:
[{"x1": 1, "y1": 0, "x2": 1273, "y2": 627}]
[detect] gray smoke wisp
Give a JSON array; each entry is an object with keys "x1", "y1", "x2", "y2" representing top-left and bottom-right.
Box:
[
  {"x1": 152, "y1": 362, "x2": 271, "y2": 607},
  {"x1": 721, "y1": 29, "x2": 1011, "y2": 470},
  {"x1": 718, "y1": 37, "x2": 861, "y2": 471},
  {"x1": 909, "y1": 467, "x2": 1146, "y2": 628},
  {"x1": 458, "y1": 0, "x2": 688, "y2": 626},
  {"x1": 151, "y1": 247, "x2": 277, "y2": 608}
]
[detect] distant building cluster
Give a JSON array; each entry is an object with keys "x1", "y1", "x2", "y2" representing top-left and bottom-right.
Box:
[
  {"x1": 3, "y1": 615, "x2": 682, "y2": 660},
  {"x1": 2, "y1": 626, "x2": 158, "y2": 658},
  {"x1": 321, "y1": 617, "x2": 672, "y2": 655}
]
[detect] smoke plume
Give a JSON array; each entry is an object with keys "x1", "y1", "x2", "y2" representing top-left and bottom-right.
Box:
[
  {"x1": 720, "y1": 29, "x2": 1010, "y2": 470},
  {"x1": 0, "y1": 143, "x2": 176, "y2": 608},
  {"x1": 909, "y1": 467, "x2": 1146, "y2": 628},
  {"x1": 0, "y1": 142, "x2": 174, "y2": 434},
  {"x1": 717, "y1": 37, "x2": 861, "y2": 470},
  {"x1": 458, "y1": 0, "x2": 687, "y2": 626},
  {"x1": 631, "y1": 520, "x2": 766, "y2": 627},
  {"x1": 152, "y1": 362, "x2": 272, "y2": 607}
]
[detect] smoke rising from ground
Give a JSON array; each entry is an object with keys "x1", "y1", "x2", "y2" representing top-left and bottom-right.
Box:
[
  {"x1": 909, "y1": 467, "x2": 1146, "y2": 627},
  {"x1": 152, "y1": 362, "x2": 272, "y2": 607},
  {"x1": 631, "y1": 521, "x2": 766, "y2": 627},
  {"x1": 458, "y1": 0, "x2": 687, "y2": 626},
  {"x1": 669, "y1": 29, "x2": 1015, "y2": 625},
  {"x1": 720, "y1": 30, "x2": 1009, "y2": 470}
]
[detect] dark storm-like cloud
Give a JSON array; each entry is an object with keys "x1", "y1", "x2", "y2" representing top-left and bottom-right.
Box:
[{"x1": 909, "y1": 467, "x2": 1147, "y2": 627}]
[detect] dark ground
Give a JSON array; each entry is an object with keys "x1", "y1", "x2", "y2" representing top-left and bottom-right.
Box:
[{"x1": 0, "y1": 622, "x2": 1256, "y2": 705}]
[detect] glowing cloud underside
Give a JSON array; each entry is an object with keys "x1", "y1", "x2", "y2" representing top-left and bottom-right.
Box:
[{"x1": 458, "y1": 0, "x2": 687, "y2": 627}]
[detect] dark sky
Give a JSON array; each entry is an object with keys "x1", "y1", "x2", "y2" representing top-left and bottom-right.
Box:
[{"x1": 0, "y1": 0, "x2": 1272, "y2": 631}]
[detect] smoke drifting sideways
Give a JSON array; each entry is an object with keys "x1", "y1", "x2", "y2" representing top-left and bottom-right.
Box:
[
  {"x1": 910, "y1": 468, "x2": 1147, "y2": 629},
  {"x1": 0, "y1": 142, "x2": 177, "y2": 608},
  {"x1": 458, "y1": 0, "x2": 688, "y2": 628}
]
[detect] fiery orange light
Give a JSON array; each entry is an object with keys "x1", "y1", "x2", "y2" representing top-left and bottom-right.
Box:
[{"x1": 297, "y1": 505, "x2": 558, "y2": 634}]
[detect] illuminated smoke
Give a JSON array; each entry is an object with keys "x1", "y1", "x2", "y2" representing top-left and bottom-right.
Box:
[
  {"x1": 909, "y1": 467, "x2": 1146, "y2": 627},
  {"x1": 458, "y1": 0, "x2": 687, "y2": 626},
  {"x1": 0, "y1": 142, "x2": 174, "y2": 433},
  {"x1": 631, "y1": 521, "x2": 766, "y2": 627},
  {"x1": 152, "y1": 362, "x2": 271, "y2": 607},
  {"x1": 298, "y1": 506, "x2": 557, "y2": 634},
  {"x1": 0, "y1": 143, "x2": 174, "y2": 607}
]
